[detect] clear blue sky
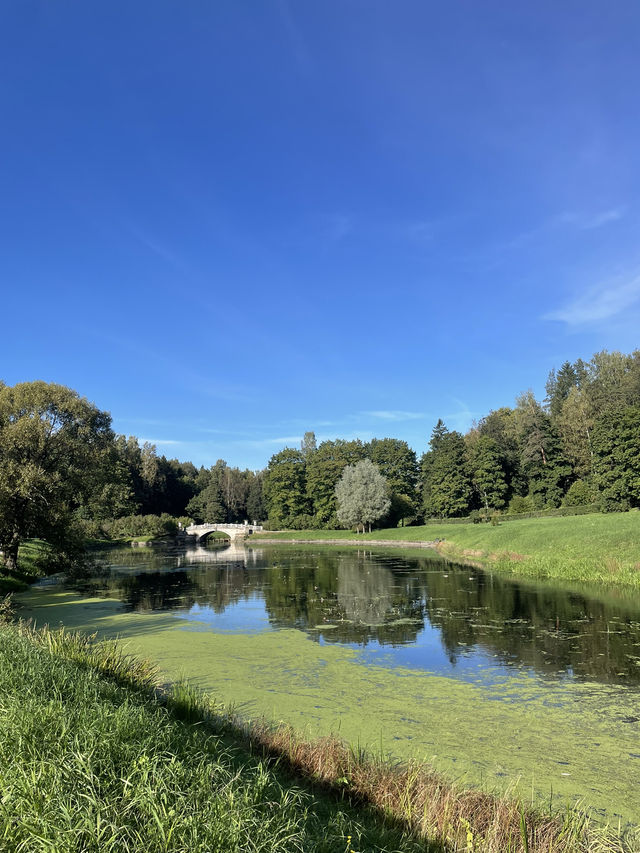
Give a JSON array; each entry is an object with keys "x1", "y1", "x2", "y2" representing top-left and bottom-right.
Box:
[{"x1": 2, "y1": 1, "x2": 640, "y2": 470}]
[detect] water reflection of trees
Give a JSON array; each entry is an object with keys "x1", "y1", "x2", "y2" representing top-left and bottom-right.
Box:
[
  {"x1": 423, "y1": 568, "x2": 640, "y2": 684},
  {"x1": 86, "y1": 546, "x2": 640, "y2": 684},
  {"x1": 263, "y1": 551, "x2": 427, "y2": 645}
]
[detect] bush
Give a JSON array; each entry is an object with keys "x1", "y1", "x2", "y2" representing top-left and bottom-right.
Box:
[
  {"x1": 103, "y1": 514, "x2": 179, "y2": 540},
  {"x1": 563, "y1": 480, "x2": 595, "y2": 507},
  {"x1": 600, "y1": 497, "x2": 630, "y2": 514},
  {"x1": 507, "y1": 495, "x2": 535, "y2": 514}
]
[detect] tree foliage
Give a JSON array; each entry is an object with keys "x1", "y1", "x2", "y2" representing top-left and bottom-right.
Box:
[
  {"x1": 0, "y1": 381, "x2": 113, "y2": 571},
  {"x1": 335, "y1": 460, "x2": 390, "y2": 533}
]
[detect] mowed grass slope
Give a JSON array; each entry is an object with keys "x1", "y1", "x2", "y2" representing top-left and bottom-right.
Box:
[{"x1": 252, "y1": 512, "x2": 640, "y2": 587}]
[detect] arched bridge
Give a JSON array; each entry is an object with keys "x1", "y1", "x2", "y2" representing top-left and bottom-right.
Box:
[{"x1": 185, "y1": 521, "x2": 264, "y2": 542}]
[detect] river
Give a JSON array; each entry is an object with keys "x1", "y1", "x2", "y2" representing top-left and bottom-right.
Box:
[{"x1": 17, "y1": 542, "x2": 640, "y2": 827}]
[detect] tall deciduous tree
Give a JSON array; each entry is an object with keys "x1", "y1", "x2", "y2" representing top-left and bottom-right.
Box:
[
  {"x1": 264, "y1": 447, "x2": 310, "y2": 526},
  {"x1": 0, "y1": 381, "x2": 113, "y2": 571},
  {"x1": 367, "y1": 437, "x2": 418, "y2": 524},
  {"x1": 335, "y1": 459, "x2": 390, "y2": 533},
  {"x1": 305, "y1": 439, "x2": 366, "y2": 525}
]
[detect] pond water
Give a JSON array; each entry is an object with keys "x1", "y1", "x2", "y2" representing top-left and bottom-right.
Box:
[{"x1": 19, "y1": 543, "x2": 640, "y2": 827}]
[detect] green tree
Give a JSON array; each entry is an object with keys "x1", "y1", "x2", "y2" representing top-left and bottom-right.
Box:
[
  {"x1": 421, "y1": 422, "x2": 472, "y2": 518},
  {"x1": 300, "y1": 431, "x2": 317, "y2": 459},
  {"x1": 515, "y1": 391, "x2": 571, "y2": 507},
  {"x1": 477, "y1": 407, "x2": 523, "y2": 498},
  {"x1": 246, "y1": 471, "x2": 266, "y2": 522},
  {"x1": 367, "y1": 438, "x2": 418, "y2": 524},
  {"x1": 186, "y1": 478, "x2": 225, "y2": 523},
  {"x1": 305, "y1": 439, "x2": 366, "y2": 526},
  {"x1": 545, "y1": 361, "x2": 579, "y2": 419},
  {"x1": 0, "y1": 381, "x2": 113, "y2": 572},
  {"x1": 469, "y1": 435, "x2": 508, "y2": 511},
  {"x1": 335, "y1": 459, "x2": 390, "y2": 533},
  {"x1": 592, "y1": 406, "x2": 640, "y2": 509},
  {"x1": 557, "y1": 386, "x2": 594, "y2": 480},
  {"x1": 263, "y1": 447, "x2": 310, "y2": 526}
]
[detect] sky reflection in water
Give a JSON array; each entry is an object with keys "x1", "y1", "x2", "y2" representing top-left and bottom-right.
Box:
[{"x1": 90, "y1": 544, "x2": 640, "y2": 689}]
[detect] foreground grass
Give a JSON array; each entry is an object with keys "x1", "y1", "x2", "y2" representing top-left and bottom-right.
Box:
[
  {"x1": 253, "y1": 512, "x2": 640, "y2": 588},
  {"x1": 0, "y1": 620, "x2": 633, "y2": 852}
]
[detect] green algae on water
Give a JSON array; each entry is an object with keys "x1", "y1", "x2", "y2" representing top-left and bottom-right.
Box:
[{"x1": 17, "y1": 586, "x2": 640, "y2": 827}]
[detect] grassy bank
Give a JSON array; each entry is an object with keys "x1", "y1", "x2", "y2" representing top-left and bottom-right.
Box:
[
  {"x1": 0, "y1": 619, "x2": 631, "y2": 852},
  {"x1": 252, "y1": 512, "x2": 640, "y2": 588},
  {"x1": 0, "y1": 539, "x2": 52, "y2": 593}
]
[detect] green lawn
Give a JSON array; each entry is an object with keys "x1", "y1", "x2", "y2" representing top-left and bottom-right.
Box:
[{"x1": 253, "y1": 511, "x2": 640, "y2": 587}]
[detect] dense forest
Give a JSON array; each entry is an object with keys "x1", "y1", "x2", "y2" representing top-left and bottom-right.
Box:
[
  {"x1": 2, "y1": 348, "x2": 640, "y2": 556},
  {"x1": 260, "y1": 348, "x2": 640, "y2": 528},
  {"x1": 84, "y1": 347, "x2": 640, "y2": 532}
]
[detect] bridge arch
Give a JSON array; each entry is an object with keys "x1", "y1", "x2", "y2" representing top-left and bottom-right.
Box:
[{"x1": 185, "y1": 522, "x2": 264, "y2": 542}]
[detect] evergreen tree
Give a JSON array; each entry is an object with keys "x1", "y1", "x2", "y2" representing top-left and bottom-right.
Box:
[
  {"x1": 545, "y1": 361, "x2": 578, "y2": 418},
  {"x1": 422, "y1": 422, "x2": 473, "y2": 518},
  {"x1": 515, "y1": 392, "x2": 571, "y2": 507},
  {"x1": 469, "y1": 436, "x2": 508, "y2": 510},
  {"x1": 246, "y1": 472, "x2": 266, "y2": 522},
  {"x1": 592, "y1": 406, "x2": 640, "y2": 510}
]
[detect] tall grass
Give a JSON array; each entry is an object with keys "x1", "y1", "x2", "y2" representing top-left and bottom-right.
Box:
[{"x1": 0, "y1": 621, "x2": 635, "y2": 852}]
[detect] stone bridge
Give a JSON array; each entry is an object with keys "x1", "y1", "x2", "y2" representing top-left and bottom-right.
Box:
[{"x1": 185, "y1": 521, "x2": 263, "y2": 542}]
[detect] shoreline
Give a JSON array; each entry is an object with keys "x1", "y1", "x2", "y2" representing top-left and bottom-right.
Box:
[{"x1": 250, "y1": 536, "x2": 441, "y2": 549}]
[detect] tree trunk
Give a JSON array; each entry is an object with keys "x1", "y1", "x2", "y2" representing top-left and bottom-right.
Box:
[{"x1": 1, "y1": 535, "x2": 20, "y2": 573}]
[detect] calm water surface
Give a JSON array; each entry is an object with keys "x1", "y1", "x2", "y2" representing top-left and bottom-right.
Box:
[{"x1": 82, "y1": 543, "x2": 640, "y2": 689}]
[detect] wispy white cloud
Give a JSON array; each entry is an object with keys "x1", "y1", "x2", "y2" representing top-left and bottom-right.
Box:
[
  {"x1": 555, "y1": 207, "x2": 626, "y2": 230},
  {"x1": 139, "y1": 438, "x2": 182, "y2": 447},
  {"x1": 544, "y1": 273, "x2": 640, "y2": 326},
  {"x1": 233, "y1": 435, "x2": 303, "y2": 448},
  {"x1": 363, "y1": 410, "x2": 426, "y2": 421},
  {"x1": 500, "y1": 206, "x2": 627, "y2": 253}
]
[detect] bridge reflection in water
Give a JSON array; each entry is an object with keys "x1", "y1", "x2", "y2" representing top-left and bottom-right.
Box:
[{"x1": 177, "y1": 544, "x2": 265, "y2": 566}]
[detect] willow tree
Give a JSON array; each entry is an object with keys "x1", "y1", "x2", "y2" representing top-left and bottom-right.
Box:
[
  {"x1": 0, "y1": 381, "x2": 112, "y2": 572},
  {"x1": 335, "y1": 459, "x2": 390, "y2": 533}
]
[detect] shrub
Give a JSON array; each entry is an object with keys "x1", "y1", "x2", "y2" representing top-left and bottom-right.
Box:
[
  {"x1": 507, "y1": 495, "x2": 534, "y2": 514},
  {"x1": 563, "y1": 480, "x2": 595, "y2": 507}
]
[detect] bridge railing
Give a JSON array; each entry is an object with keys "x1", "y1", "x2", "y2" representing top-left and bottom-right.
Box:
[{"x1": 185, "y1": 522, "x2": 264, "y2": 532}]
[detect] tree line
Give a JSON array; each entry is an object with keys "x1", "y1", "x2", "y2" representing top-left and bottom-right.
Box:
[{"x1": 262, "y1": 348, "x2": 640, "y2": 527}]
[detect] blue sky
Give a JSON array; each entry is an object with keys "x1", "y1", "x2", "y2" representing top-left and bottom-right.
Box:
[{"x1": 2, "y1": 1, "x2": 640, "y2": 470}]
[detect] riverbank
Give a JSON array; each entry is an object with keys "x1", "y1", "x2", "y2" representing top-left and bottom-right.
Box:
[
  {"x1": 252, "y1": 512, "x2": 640, "y2": 588},
  {"x1": 0, "y1": 618, "x2": 631, "y2": 853}
]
